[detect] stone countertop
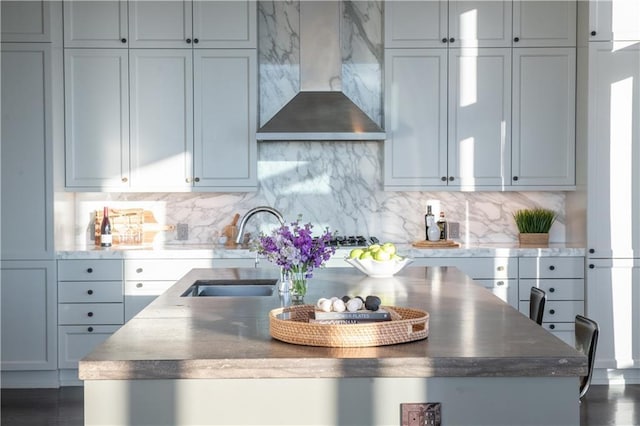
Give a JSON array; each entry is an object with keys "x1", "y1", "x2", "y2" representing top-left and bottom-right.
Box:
[
  {"x1": 57, "y1": 242, "x2": 585, "y2": 259},
  {"x1": 79, "y1": 267, "x2": 586, "y2": 381}
]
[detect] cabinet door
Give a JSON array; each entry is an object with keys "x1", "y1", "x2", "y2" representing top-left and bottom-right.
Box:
[
  {"x1": 513, "y1": 1, "x2": 576, "y2": 47},
  {"x1": 449, "y1": 1, "x2": 512, "y2": 47},
  {"x1": 193, "y1": 49, "x2": 257, "y2": 189},
  {"x1": 129, "y1": 0, "x2": 193, "y2": 48},
  {"x1": 512, "y1": 48, "x2": 576, "y2": 187},
  {"x1": 64, "y1": 49, "x2": 130, "y2": 189},
  {"x1": 448, "y1": 48, "x2": 511, "y2": 188},
  {"x1": 1, "y1": 44, "x2": 54, "y2": 259},
  {"x1": 588, "y1": 43, "x2": 640, "y2": 258},
  {"x1": 63, "y1": 0, "x2": 128, "y2": 48},
  {"x1": 590, "y1": 0, "x2": 640, "y2": 41},
  {"x1": 192, "y1": 0, "x2": 256, "y2": 48},
  {"x1": 1, "y1": 1, "x2": 50, "y2": 42},
  {"x1": 129, "y1": 49, "x2": 193, "y2": 190},
  {"x1": 384, "y1": 49, "x2": 448, "y2": 188},
  {"x1": 58, "y1": 325, "x2": 119, "y2": 369},
  {"x1": 384, "y1": 0, "x2": 448, "y2": 48},
  {"x1": 1, "y1": 261, "x2": 57, "y2": 371},
  {"x1": 586, "y1": 259, "x2": 640, "y2": 371}
]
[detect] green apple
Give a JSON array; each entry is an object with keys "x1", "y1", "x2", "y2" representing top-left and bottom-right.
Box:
[
  {"x1": 381, "y1": 242, "x2": 397, "y2": 255},
  {"x1": 359, "y1": 250, "x2": 373, "y2": 260},
  {"x1": 349, "y1": 248, "x2": 364, "y2": 259},
  {"x1": 373, "y1": 250, "x2": 391, "y2": 261},
  {"x1": 368, "y1": 244, "x2": 381, "y2": 253}
]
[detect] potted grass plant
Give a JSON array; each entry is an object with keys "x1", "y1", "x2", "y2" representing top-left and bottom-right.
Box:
[{"x1": 513, "y1": 208, "x2": 557, "y2": 247}]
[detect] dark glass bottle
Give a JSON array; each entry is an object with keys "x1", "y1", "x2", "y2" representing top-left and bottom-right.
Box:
[
  {"x1": 100, "y1": 207, "x2": 112, "y2": 247},
  {"x1": 437, "y1": 211, "x2": 448, "y2": 240}
]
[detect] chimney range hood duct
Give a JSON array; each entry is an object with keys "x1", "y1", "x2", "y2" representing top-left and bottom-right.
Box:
[{"x1": 257, "y1": 1, "x2": 385, "y2": 141}]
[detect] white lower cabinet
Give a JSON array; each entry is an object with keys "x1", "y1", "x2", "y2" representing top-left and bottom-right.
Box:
[
  {"x1": 410, "y1": 257, "x2": 518, "y2": 308},
  {"x1": 57, "y1": 259, "x2": 123, "y2": 384},
  {"x1": 518, "y1": 257, "x2": 585, "y2": 345}
]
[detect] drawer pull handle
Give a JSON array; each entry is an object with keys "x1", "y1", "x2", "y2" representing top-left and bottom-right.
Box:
[
  {"x1": 87, "y1": 312, "x2": 94, "y2": 317},
  {"x1": 87, "y1": 289, "x2": 94, "y2": 295},
  {"x1": 449, "y1": 37, "x2": 455, "y2": 43},
  {"x1": 121, "y1": 38, "x2": 127, "y2": 43},
  {"x1": 589, "y1": 264, "x2": 595, "y2": 269},
  {"x1": 497, "y1": 266, "x2": 505, "y2": 271},
  {"x1": 87, "y1": 268, "x2": 93, "y2": 273},
  {"x1": 590, "y1": 31, "x2": 597, "y2": 36},
  {"x1": 549, "y1": 324, "x2": 555, "y2": 330},
  {"x1": 549, "y1": 288, "x2": 555, "y2": 293},
  {"x1": 496, "y1": 281, "x2": 504, "y2": 286},
  {"x1": 549, "y1": 309, "x2": 555, "y2": 315},
  {"x1": 589, "y1": 248, "x2": 595, "y2": 254},
  {"x1": 549, "y1": 265, "x2": 555, "y2": 271},
  {"x1": 514, "y1": 37, "x2": 520, "y2": 42},
  {"x1": 136, "y1": 268, "x2": 143, "y2": 273},
  {"x1": 136, "y1": 283, "x2": 143, "y2": 288},
  {"x1": 88, "y1": 327, "x2": 94, "y2": 332},
  {"x1": 442, "y1": 38, "x2": 448, "y2": 43}
]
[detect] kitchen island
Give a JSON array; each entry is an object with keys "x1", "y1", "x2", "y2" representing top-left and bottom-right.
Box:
[{"x1": 80, "y1": 267, "x2": 586, "y2": 425}]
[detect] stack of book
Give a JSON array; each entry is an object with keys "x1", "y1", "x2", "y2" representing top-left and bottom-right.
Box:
[{"x1": 310, "y1": 309, "x2": 392, "y2": 325}]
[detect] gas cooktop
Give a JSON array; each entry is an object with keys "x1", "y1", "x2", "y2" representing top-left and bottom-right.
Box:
[{"x1": 328, "y1": 235, "x2": 379, "y2": 247}]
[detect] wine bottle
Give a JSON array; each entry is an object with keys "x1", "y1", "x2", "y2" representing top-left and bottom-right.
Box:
[
  {"x1": 100, "y1": 207, "x2": 112, "y2": 247},
  {"x1": 437, "y1": 211, "x2": 448, "y2": 240}
]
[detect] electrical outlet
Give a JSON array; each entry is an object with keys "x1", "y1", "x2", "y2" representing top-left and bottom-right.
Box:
[
  {"x1": 401, "y1": 403, "x2": 441, "y2": 426},
  {"x1": 176, "y1": 223, "x2": 188, "y2": 241},
  {"x1": 448, "y1": 222, "x2": 460, "y2": 239}
]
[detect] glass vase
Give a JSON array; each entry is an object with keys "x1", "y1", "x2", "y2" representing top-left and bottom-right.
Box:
[{"x1": 290, "y1": 268, "x2": 308, "y2": 303}]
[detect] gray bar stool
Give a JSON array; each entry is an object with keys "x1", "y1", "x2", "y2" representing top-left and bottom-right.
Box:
[{"x1": 529, "y1": 287, "x2": 547, "y2": 325}]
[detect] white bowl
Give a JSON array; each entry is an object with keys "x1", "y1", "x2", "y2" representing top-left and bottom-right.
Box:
[{"x1": 344, "y1": 257, "x2": 413, "y2": 278}]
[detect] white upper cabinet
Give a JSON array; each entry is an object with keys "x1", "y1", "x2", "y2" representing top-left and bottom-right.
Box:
[
  {"x1": 193, "y1": 50, "x2": 257, "y2": 189},
  {"x1": 1, "y1": 1, "x2": 50, "y2": 42},
  {"x1": 448, "y1": 48, "x2": 512, "y2": 188},
  {"x1": 1, "y1": 44, "x2": 54, "y2": 259},
  {"x1": 513, "y1": 1, "x2": 577, "y2": 47},
  {"x1": 384, "y1": 1, "x2": 448, "y2": 48},
  {"x1": 129, "y1": 49, "x2": 193, "y2": 190},
  {"x1": 384, "y1": 49, "x2": 448, "y2": 188},
  {"x1": 448, "y1": 1, "x2": 512, "y2": 47},
  {"x1": 129, "y1": 0, "x2": 256, "y2": 48},
  {"x1": 64, "y1": 49, "x2": 130, "y2": 190},
  {"x1": 588, "y1": 43, "x2": 640, "y2": 258},
  {"x1": 589, "y1": 0, "x2": 640, "y2": 41},
  {"x1": 512, "y1": 48, "x2": 576, "y2": 187},
  {"x1": 63, "y1": 1, "x2": 129, "y2": 48}
]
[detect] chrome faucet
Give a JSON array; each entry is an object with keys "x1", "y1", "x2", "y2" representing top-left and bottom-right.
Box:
[{"x1": 235, "y1": 206, "x2": 285, "y2": 245}]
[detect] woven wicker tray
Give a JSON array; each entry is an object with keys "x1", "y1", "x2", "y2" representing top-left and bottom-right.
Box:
[{"x1": 269, "y1": 305, "x2": 429, "y2": 347}]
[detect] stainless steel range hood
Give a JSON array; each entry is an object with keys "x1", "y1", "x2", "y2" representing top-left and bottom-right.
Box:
[{"x1": 257, "y1": 1, "x2": 385, "y2": 141}]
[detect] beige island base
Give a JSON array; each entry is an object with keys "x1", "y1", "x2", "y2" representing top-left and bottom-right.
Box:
[{"x1": 80, "y1": 267, "x2": 586, "y2": 426}]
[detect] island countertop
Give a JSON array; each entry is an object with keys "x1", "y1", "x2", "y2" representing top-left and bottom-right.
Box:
[{"x1": 79, "y1": 267, "x2": 586, "y2": 381}]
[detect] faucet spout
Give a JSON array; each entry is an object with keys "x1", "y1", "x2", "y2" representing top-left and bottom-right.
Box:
[{"x1": 235, "y1": 206, "x2": 285, "y2": 245}]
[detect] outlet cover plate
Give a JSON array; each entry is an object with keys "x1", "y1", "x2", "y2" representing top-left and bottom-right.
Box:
[
  {"x1": 401, "y1": 402, "x2": 442, "y2": 426},
  {"x1": 448, "y1": 222, "x2": 460, "y2": 239},
  {"x1": 176, "y1": 223, "x2": 188, "y2": 241}
]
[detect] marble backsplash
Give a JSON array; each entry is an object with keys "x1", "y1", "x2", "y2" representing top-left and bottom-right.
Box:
[{"x1": 67, "y1": 141, "x2": 566, "y2": 247}]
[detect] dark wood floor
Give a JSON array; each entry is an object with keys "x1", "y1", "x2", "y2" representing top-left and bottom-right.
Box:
[{"x1": 1, "y1": 384, "x2": 639, "y2": 425}]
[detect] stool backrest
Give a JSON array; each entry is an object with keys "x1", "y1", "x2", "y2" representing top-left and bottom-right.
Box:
[
  {"x1": 529, "y1": 287, "x2": 546, "y2": 325},
  {"x1": 575, "y1": 314, "x2": 599, "y2": 399}
]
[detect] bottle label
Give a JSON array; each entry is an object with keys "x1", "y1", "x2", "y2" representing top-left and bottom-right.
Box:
[{"x1": 101, "y1": 234, "x2": 113, "y2": 246}]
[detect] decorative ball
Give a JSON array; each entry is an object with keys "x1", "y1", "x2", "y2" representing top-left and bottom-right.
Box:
[{"x1": 332, "y1": 299, "x2": 346, "y2": 312}]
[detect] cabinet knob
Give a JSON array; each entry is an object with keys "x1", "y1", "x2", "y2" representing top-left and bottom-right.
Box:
[
  {"x1": 121, "y1": 177, "x2": 128, "y2": 183},
  {"x1": 441, "y1": 176, "x2": 447, "y2": 182},
  {"x1": 136, "y1": 268, "x2": 143, "y2": 273},
  {"x1": 87, "y1": 312, "x2": 94, "y2": 317},
  {"x1": 194, "y1": 177, "x2": 200, "y2": 183},
  {"x1": 589, "y1": 248, "x2": 595, "y2": 254},
  {"x1": 549, "y1": 324, "x2": 555, "y2": 330},
  {"x1": 514, "y1": 37, "x2": 520, "y2": 42},
  {"x1": 448, "y1": 176, "x2": 454, "y2": 181},
  {"x1": 589, "y1": 264, "x2": 595, "y2": 269},
  {"x1": 449, "y1": 37, "x2": 455, "y2": 43},
  {"x1": 193, "y1": 38, "x2": 199, "y2": 44},
  {"x1": 513, "y1": 176, "x2": 519, "y2": 181},
  {"x1": 442, "y1": 38, "x2": 448, "y2": 43},
  {"x1": 549, "y1": 265, "x2": 555, "y2": 271},
  {"x1": 497, "y1": 266, "x2": 505, "y2": 271},
  {"x1": 549, "y1": 309, "x2": 555, "y2": 315},
  {"x1": 88, "y1": 327, "x2": 94, "y2": 332},
  {"x1": 87, "y1": 289, "x2": 94, "y2": 295},
  {"x1": 496, "y1": 281, "x2": 505, "y2": 286},
  {"x1": 591, "y1": 31, "x2": 597, "y2": 36},
  {"x1": 121, "y1": 38, "x2": 127, "y2": 43},
  {"x1": 186, "y1": 38, "x2": 192, "y2": 44},
  {"x1": 87, "y1": 268, "x2": 93, "y2": 273},
  {"x1": 136, "y1": 282, "x2": 143, "y2": 288},
  {"x1": 549, "y1": 287, "x2": 555, "y2": 293}
]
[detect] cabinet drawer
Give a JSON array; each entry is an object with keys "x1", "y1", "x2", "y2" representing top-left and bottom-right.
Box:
[
  {"x1": 58, "y1": 325, "x2": 120, "y2": 369},
  {"x1": 58, "y1": 259, "x2": 123, "y2": 281},
  {"x1": 124, "y1": 280, "x2": 175, "y2": 296},
  {"x1": 543, "y1": 322, "x2": 576, "y2": 347},
  {"x1": 519, "y1": 279, "x2": 584, "y2": 301},
  {"x1": 518, "y1": 257, "x2": 584, "y2": 279},
  {"x1": 124, "y1": 258, "x2": 214, "y2": 281},
  {"x1": 410, "y1": 257, "x2": 517, "y2": 279},
  {"x1": 58, "y1": 303, "x2": 124, "y2": 325},
  {"x1": 519, "y1": 300, "x2": 584, "y2": 323},
  {"x1": 59, "y1": 281, "x2": 123, "y2": 303}
]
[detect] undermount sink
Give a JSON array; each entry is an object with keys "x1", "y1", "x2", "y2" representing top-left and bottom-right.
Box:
[{"x1": 181, "y1": 279, "x2": 277, "y2": 297}]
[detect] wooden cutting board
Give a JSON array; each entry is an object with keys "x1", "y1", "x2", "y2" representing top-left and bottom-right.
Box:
[
  {"x1": 412, "y1": 240, "x2": 460, "y2": 249},
  {"x1": 95, "y1": 208, "x2": 175, "y2": 246}
]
